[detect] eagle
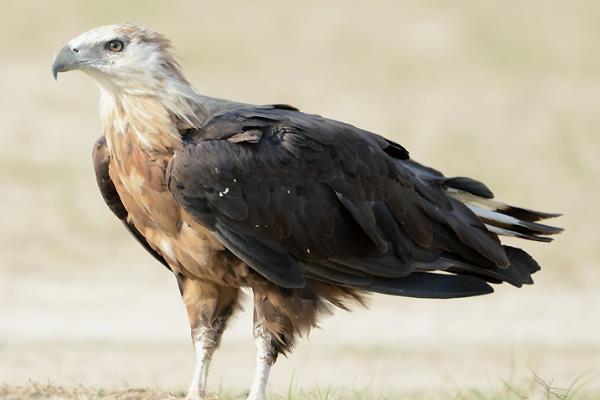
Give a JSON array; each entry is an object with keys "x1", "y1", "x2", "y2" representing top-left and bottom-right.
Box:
[{"x1": 52, "y1": 24, "x2": 562, "y2": 400}]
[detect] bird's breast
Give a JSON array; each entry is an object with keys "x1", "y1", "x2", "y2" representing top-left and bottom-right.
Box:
[{"x1": 103, "y1": 113, "x2": 249, "y2": 285}]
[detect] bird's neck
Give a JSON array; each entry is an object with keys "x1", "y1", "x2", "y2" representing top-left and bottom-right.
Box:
[
  {"x1": 94, "y1": 69, "x2": 209, "y2": 127},
  {"x1": 100, "y1": 89, "x2": 185, "y2": 158}
]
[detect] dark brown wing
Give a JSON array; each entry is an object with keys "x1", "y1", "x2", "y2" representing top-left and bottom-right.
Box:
[
  {"x1": 167, "y1": 107, "x2": 540, "y2": 298},
  {"x1": 92, "y1": 136, "x2": 171, "y2": 271}
]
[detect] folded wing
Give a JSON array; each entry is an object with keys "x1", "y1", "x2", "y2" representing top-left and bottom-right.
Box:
[{"x1": 167, "y1": 106, "x2": 559, "y2": 298}]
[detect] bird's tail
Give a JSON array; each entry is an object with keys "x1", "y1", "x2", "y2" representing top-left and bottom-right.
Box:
[
  {"x1": 447, "y1": 189, "x2": 563, "y2": 242},
  {"x1": 350, "y1": 167, "x2": 563, "y2": 299},
  {"x1": 424, "y1": 182, "x2": 563, "y2": 294}
]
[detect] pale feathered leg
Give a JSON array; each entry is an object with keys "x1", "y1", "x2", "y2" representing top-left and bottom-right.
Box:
[
  {"x1": 246, "y1": 288, "x2": 294, "y2": 400},
  {"x1": 178, "y1": 276, "x2": 241, "y2": 400},
  {"x1": 246, "y1": 324, "x2": 277, "y2": 400},
  {"x1": 187, "y1": 331, "x2": 218, "y2": 399}
]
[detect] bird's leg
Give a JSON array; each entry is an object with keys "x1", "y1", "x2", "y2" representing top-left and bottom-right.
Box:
[
  {"x1": 247, "y1": 323, "x2": 278, "y2": 400},
  {"x1": 187, "y1": 322, "x2": 225, "y2": 400},
  {"x1": 247, "y1": 289, "x2": 295, "y2": 400},
  {"x1": 178, "y1": 276, "x2": 241, "y2": 400}
]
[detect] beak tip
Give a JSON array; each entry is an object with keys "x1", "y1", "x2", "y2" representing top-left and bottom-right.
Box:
[{"x1": 51, "y1": 44, "x2": 74, "y2": 82}]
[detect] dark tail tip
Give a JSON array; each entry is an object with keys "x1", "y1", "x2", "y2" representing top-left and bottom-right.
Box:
[{"x1": 368, "y1": 272, "x2": 494, "y2": 299}]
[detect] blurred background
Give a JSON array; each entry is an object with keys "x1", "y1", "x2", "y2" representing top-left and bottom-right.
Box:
[{"x1": 0, "y1": 0, "x2": 598, "y2": 398}]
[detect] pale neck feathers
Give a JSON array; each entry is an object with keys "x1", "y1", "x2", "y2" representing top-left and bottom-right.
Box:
[
  {"x1": 97, "y1": 61, "x2": 208, "y2": 153},
  {"x1": 97, "y1": 67, "x2": 205, "y2": 128}
]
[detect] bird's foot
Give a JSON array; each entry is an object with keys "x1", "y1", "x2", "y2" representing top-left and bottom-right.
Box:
[
  {"x1": 185, "y1": 388, "x2": 208, "y2": 400},
  {"x1": 245, "y1": 389, "x2": 266, "y2": 400}
]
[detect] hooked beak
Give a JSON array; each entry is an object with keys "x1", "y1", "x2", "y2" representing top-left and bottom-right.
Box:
[{"x1": 51, "y1": 45, "x2": 81, "y2": 81}]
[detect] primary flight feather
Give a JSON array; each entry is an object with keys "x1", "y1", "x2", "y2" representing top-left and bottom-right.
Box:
[{"x1": 52, "y1": 24, "x2": 562, "y2": 400}]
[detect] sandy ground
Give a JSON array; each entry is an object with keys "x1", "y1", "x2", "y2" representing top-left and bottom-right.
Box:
[
  {"x1": 1, "y1": 1, "x2": 599, "y2": 398},
  {"x1": 2, "y1": 275, "x2": 599, "y2": 397}
]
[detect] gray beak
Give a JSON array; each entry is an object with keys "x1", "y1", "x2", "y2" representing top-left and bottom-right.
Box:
[{"x1": 51, "y1": 45, "x2": 80, "y2": 81}]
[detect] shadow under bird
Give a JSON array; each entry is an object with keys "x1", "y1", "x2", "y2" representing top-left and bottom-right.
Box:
[{"x1": 52, "y1": 24, "x2": 562, "y2": 400}]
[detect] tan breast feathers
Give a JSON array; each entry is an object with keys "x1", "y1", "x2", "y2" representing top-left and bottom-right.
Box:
[{"x1": 102, "y1": 99, "x2": 251, "y2": 285}]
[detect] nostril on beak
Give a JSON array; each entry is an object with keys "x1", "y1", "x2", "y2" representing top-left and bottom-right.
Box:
[{"x1": 72, "y1": 48, "x2": 79, "y2": 53}]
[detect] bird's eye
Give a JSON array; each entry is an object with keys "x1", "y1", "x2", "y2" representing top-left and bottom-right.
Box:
[{"x1": 107, "y1": 40, "x2": 124, "y2": 53}]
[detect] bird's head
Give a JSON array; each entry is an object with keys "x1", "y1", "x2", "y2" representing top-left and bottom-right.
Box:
[
  {"x1": 52, "y1": 24, "x2": 204, "y2": 126},
  {"x1": 52, "y1": 24, "x2": 190, "y2": 97}
]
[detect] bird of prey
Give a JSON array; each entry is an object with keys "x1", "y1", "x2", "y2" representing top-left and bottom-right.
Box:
[{"x1": 52, "y1": 24, "x2": 562, "y2": 400}]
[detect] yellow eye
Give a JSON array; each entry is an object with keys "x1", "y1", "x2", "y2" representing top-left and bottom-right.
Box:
[{"x1": 107, "y1": 40, "x2": 124, "y2": 53}]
